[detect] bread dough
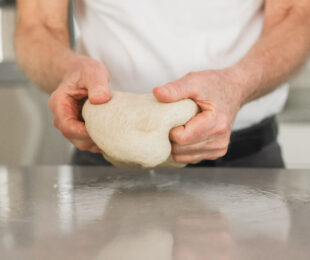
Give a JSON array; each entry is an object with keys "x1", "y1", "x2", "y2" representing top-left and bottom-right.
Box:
[{"x1": 82, "y1": 91, "x2": 198, "y2": 168}]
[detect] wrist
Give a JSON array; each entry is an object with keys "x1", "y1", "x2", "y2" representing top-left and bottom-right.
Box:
[
  {"x1": 227, "y1": 57, "x2": 268, "y2": 107},
  {"x1": 223, "y1": 64, "x2": 258, "y2": 107},
  {"x1": 217, "y1": 68, "x2": 245, "y2": 110}
]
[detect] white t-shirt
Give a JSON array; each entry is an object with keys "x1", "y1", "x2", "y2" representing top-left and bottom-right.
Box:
[{"x1": 74, "y1": 0, "x2": 289, "y2": 130}]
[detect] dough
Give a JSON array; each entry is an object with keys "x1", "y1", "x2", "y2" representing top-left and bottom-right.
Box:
[{"x1": 82, "y1": 91, "x2": 198, "y2": 168}]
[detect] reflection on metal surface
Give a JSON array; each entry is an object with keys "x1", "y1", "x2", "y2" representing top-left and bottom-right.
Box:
[
  {"x1": 0, "y1": 166, "x2": 9, "y2": 221},
  {"x1": 57, "y1": 166, "x2": 73, "y2": 233},
  {"x1": 0, "y1": 166, "x2": 309, "y2": 259},
  {"x1": 0, "y1": 87, "x2": 73, "y2": 165},
  {"x1": 198, "y1": 184, "x2": 290, "y2": 242},
  {"x1": 73, "y1": 180, "x2": 113, "y2": 227},
  {"x1": 92, "y1": 186, "x2": 236, "y2": 260}
]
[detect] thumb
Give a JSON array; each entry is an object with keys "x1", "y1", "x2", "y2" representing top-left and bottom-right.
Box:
[
  {"x1": 153, "y1": 79, "x2": 197, "y2": 103},
  {"x1": 88, "y1": 79, "x2": 111, "y2": 105}
]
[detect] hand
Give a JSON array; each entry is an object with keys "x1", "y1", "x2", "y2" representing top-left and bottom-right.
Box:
[
  {"x1": 48, "y1": 56, "x2": 111, "y2": 153},
  {"x1": 153, "y1": 70, "x2": 242, "y2": 164}
]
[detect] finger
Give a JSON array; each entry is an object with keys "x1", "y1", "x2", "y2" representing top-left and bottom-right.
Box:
[
  {"x1": 153, "y1": 76, "x2": 198, "y2": 103},
  {"x1": 171, "y1": 133, "x2": 230, "y2": 155},
  {"x1": 70, "y1": 138, "x2": 97, "y2": 151},
  {"x1": 86, "y1": 70, "x2": 111, "y2": 105},
  {"x1": 172, "y1": 140, "x2": 213, "y2": 156},
  {"x1": 170, "y1": 111, "x2": 216, "y2": 145},
  {"x1": 52, "y1": 94, "x2": 90, "y2": 139},
  {"x1": 88, "y1": 145, "x2": 102, "y2": 154},
  {"x1": 60, "y1": 119, "x2": 90, "y2": 139},
  {"x1": 173, "y1": 150, "x2": 227, "y2": 164},
  {"x1": 71, "y1": 137, "x2": 102, "y2": 153},
  {"x1": 172, "y1": 140, "x2": 209, "y2": 155}
]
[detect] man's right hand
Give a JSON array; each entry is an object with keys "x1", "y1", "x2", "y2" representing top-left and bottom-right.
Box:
[{"x1": 48, "y1": 56, "x2": 111, "y2": 153}]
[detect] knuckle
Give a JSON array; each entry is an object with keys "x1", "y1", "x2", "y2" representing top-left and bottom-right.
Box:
[{"x1": 174, "y1": 135, "x2": 187, "y2": 145}]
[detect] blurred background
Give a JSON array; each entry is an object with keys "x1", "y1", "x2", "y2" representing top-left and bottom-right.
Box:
[{"x1": 0, "y1": 1, "x2": 309, "y2": 168}]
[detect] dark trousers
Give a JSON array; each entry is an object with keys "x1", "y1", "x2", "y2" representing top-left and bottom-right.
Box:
[{"x1": 72, "y1": 116, "x2": 285, "y2": 168}]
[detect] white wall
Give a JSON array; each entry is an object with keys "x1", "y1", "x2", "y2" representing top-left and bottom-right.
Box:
[
  {"x1": 279, "y1": 124, "x2": 310, "y2": 169},
  {"x1": 278, "y1": 61, "x2": 310, "y2": 169}
]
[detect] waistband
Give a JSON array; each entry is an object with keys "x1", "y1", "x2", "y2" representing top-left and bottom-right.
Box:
[{"x1": 225, "y1": 116, "x2": 278, "y2": 161}]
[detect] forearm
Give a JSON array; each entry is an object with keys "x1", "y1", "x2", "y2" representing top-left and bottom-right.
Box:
[
  {"x1": 229, "y1": 4, "x2": 310, "y2": 106},
  {"x1": 15, "y1": 24, "x2": 82, "y2": 93}
]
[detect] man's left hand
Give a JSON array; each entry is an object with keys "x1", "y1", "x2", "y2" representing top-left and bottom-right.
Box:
[{"x1": 153, "y1": 70, "x2": 242, "y2": 164}]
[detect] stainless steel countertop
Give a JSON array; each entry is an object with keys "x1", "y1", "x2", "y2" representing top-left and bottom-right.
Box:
[{"x1": 0, "y1": 166, "x2": 310, "y2": 260}]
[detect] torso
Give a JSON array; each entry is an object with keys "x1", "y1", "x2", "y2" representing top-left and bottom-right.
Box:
[{"x1": 74, "y1": 0, "x2": 288, "y2": 130}]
